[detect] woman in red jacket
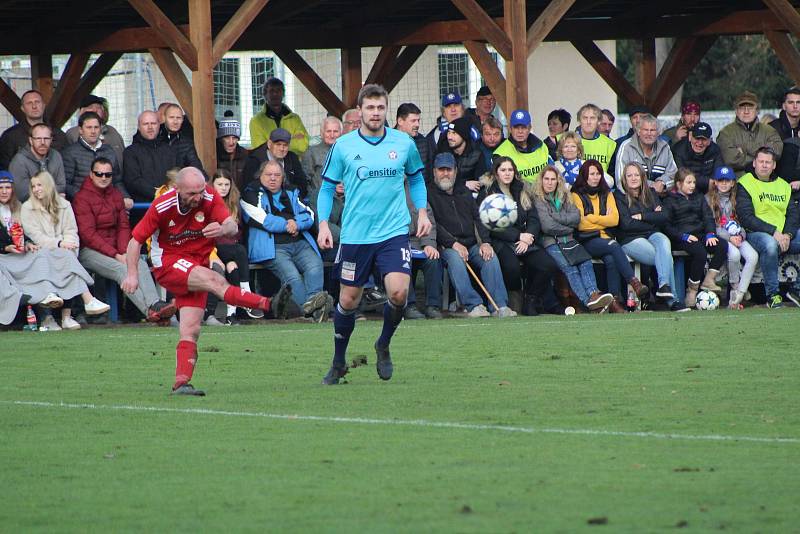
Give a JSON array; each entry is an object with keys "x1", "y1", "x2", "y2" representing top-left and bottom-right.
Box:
[{"x1": 72, "y1": 157, "x2": 175, "y2": 323}]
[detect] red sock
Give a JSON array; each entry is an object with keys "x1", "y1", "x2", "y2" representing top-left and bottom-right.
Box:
[
  {"x1": 174, "y1": 340, "x2": 198, "y2": 390},
  {"x1": 223, "y1": 286, "x2": 269, "y2": 311}
]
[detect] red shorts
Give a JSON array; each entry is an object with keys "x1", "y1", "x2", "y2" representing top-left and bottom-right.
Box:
[{"x1": 154, "y1": 256, "x2": 208, "y2": 309}]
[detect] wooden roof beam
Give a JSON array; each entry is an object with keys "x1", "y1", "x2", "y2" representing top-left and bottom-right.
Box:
[
  {"x1": 274, "y1": 48, "x2": 346, "y2": 117},
  {"x1": 127, "y1": 0, "x2": 198, "y2": 70},
  {"x1": 45, "y1": 53, "x2": 90, "y2": 127},
  {"x1": 0, "y1": 77, "x2": 25, "y2": 123},
  {"x1": 383, "y1": 45, "x2": 427, "y2": 94},
  {"x1": 527, "y1": 0, "x2": 576, "y2": 58},
  {"x1": 451, "y1": 0, "x2": 513, "y2": 60},
  {"x1": 212, "y1": 0, "x2": 270, "y2": 66},
  {"x1": 149, "y1": 48, "x2": 193, "y2": 120},
  {"x1": 463, "y1": 41, "x2": 507, "y2": 116},
  {"x1": 59, "y1": 52, "x2": 124, "y2": 127},
  {"x1": 646, "y1": 36, "x2": 716, "y2": 115},
  {"x1": 765, "y1": 31, "x2": 800, "y2": 86},
  {"x1": 763, "y1": 0, "x2": 800, "y2": 41},
  {"x1": 571, "y1": 39, "x2": 645, "y2": 107},
  {"x1": 365, "y1": 46, "x2": 402, "y2": 85}
]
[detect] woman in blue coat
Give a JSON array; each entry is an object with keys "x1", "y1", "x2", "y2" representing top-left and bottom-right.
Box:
[{"x1": 241, "y1": 159, "x2": 331, "y2": 321}]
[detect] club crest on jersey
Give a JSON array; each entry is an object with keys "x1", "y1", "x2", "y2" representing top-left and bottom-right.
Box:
[
  {"x1": 195, "y1": 212, "x2": 205, "y2": 223},
  {"x1": 388, "y1": 150, "x2": 398, "y2": 160}
]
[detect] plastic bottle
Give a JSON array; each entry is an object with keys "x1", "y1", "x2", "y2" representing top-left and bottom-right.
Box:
[
  {"x1": 626, "y1": 289, "x2": 637, "y2": 312},
  {"x1": 23, "y1": 305, "x2": 38, "y2": 331}
]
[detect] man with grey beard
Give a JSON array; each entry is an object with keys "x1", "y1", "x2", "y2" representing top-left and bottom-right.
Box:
[{"x1": 426, "y1": 152, "x2": 515, "y2": 318}]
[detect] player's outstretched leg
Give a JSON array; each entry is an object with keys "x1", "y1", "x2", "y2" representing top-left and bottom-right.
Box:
[{"x1": 321, "y1": 303, "x2": 356, "y2": 385}]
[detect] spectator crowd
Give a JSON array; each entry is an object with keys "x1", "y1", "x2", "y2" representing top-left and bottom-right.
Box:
[{"x1": 3, "y1": 78, "x2": 800, "y2": 330}]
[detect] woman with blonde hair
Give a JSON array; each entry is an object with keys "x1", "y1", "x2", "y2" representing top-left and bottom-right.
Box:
[
  {"x1": 554, "y1": 131, "x2": 585, "y2": 187},
  {"x1": 532, "y1": 165, "x2": 613, "y2": 312},
  {"x1": 19, "y1": 171, "x2": 109, "y2": 329}
]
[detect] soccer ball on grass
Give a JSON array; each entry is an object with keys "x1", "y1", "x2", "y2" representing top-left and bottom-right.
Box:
[
  {"x1": 695, "y1": 290, "x2": 719, "y2": 310},
  {"x1": 479, "y1": 193, "x2": 518, "y2": 230}
]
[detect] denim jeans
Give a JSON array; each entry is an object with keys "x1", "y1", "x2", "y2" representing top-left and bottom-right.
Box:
[
  {"x1": 622, "y1": 232, "x2": 676, "y2": 302},
  {"x1": 582, "y1": 237, "x2": 634, "y2": 297},
  {"x1": 441, "y1": 244, "x2": 508, "y2": 311},
  {"x1": 746, "y1": 230, "x2": 800, "y2": 296},
  {"x1": 545, "y1": 244, "x2": 599, "y2": 304},
  {"x1": 408, "y1": 257, "x2": 443, "y2": 308},
  {"x1": 266, "y1": 240, "x2": 324, "y2": 306}
]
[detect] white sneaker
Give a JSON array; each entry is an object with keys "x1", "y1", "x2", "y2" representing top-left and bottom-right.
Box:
[
  {"x1": 467, "y1": 304, "x2": 491, "y2": 318},
  {"x1": 61, "y1": 316, "x2": 81, "y2": 330},
  {"x1": 84, "y1": 298, "x2": 110, "y2": 315},
  {"x1": 39, "y1": 315, "x2": 61, "y2": 331},
  {"x1": 205, "y1": 315, "x2": 226, "y2": 326},
  {"x1": 40, "y1": 293, "x2": 64, "y2": 308},
  {"x1": 496, "y1": 306, "x2": 517, "y2": 318}
]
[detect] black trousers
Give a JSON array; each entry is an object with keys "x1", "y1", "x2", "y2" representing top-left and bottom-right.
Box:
[
  {"x1": 671, "y1": 237, "x2": 728, "y2": 282},
  {"x1": 492, "y1": 241, "x2": 559, "y2": 296},
  {"x1": 216, "y1": 243, "x2": 250, "y2": 286}
]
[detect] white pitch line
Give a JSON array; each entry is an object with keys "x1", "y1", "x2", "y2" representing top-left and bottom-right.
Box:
[{"x1": 3, "y1": 400, "x2": 798, "y2": 445}]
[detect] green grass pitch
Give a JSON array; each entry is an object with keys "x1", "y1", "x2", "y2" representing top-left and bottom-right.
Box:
[{"x1": 2, "y1": 309, "x2": 799, "y2": 532}]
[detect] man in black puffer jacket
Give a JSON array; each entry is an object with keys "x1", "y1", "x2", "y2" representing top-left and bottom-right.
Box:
[
  {"x1": 158, "y1": 104, "x2": 205, "y2": 175},
  {"x1": 123, "y1": 111, "x2": 177, "y2": 203},
  {"x1": 672, "y1": 122, "x2": 724, "y2": 194}
]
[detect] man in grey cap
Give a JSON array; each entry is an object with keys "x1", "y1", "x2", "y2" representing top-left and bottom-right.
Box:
[
  {"x1": 243, "y1": 127, "x2": 311, "y2": 199},
  {"x1": 672, "y1": 121, "x2": 725, "y2": 194}
]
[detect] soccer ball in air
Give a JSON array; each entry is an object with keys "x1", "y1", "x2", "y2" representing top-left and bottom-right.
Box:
[
  {"x1": 695, "y1": 290, "x2": 719, "y2": 310},
  {"x1": 479, "y1": 193, "x2": 518, "y2": 230}
]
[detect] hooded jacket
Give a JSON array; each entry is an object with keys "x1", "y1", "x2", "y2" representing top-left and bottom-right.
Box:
[
  {"x1": 533, "y1": 195, "x2": 581, "y2": 249},
  {"x1": 158, "y1": 124, "x2": 205, "y2": 174},
  {"x1": 768, "y1": 110, "x2": 800, "y2": 141},
  {"x1": 249, "y1": 104, "x2": 309, "y2": 155},
  {"x1": 216, "y1": 141, "x2": 250, "y2": 192},
  {"x1": 8, "y1": 146, "x2": 66, "y2": 202},
  {"x1": 614, "y1": 134, "x2": 677, "y2": 190},
  {"x1": 72, "y1": 176, "x2": 130, "y2": 257},
  {"x1": 123, "y1": 132, "x2": 178, "y2": 203},
  {"x1": 0, "y1": 122, "x2": 68, "y2": 170}
]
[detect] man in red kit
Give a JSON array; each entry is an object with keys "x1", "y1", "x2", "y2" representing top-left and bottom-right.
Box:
[{"x1": 121, "y1": 167, "x2": 291, "y2": 396}]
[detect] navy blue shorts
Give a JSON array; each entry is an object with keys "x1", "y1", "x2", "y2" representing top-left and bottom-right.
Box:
[{"x1": 335, "y1": 234, "x2": 412, "y2": 287}]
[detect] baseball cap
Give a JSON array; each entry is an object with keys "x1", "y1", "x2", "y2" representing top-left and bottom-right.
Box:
[
  {"x1": 269, "y1": 128, "x2": 291, "y2": 143},
  {"x1": 80, "y1": 94, "x2": 106, "y2": 108},
  {"x1": 433, "y1": 152, "x2": 456, "y2": 169},
  {"x1": 690, "y1": 122, "x2": 712, "y2": 139},
  {"x1": 509, "y1": 109, "x2": 531, "y2": 127},
  {"x1": 681, "y1": 101, "x2": 701, "y2": 114},
  {"x1": 0, "y1": 170, "x2": 13, "y2": 184},
  {"x1": 713, "y1": 166, "x2": 735, "y2": 181},
  {"x1": 628, "y1": 105, "x2": 650, "y2": 117},
  {"x1": 735, "y1": 91, "x2": 759, "y2": 107},
  {"x1": 441, "y1": 92, "x2": 462, "y2": 106}
]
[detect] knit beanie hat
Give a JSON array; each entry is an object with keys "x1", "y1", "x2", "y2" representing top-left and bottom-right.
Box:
[{"x1": 217, "y1": 118, "x2": 241, "y2": 139}]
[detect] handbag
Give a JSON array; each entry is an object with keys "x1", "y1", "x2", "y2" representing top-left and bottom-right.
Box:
[
  {"x1": 577, "y1": 230, "x2": 601, "y2": 242},
  {"x1": 557, "y1": 238, "x2": 592, "y2": 266}
]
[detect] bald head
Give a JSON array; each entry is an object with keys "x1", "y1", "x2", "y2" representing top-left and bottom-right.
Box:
[
  {"x1": 175, "y1": 167, "x2": 207, "y2": 210},
  {"x1": 138, "y1": 111, "x2": 159, "y2": 140}
]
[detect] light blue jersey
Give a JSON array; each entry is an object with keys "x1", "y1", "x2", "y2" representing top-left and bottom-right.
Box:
[{"x1": 320, "y1": 127, "x2": 425, "y2": 245}]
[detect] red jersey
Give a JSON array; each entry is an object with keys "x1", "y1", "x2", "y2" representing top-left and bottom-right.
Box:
[{"x1": 132, "y1": 186, "x2": 230, "y2": 268}]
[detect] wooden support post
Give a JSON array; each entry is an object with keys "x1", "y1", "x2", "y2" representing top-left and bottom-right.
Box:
[
  {"x1": 526, "y1": 0, "x2": 576, "y2": 58},
  {"x1": 504, "y1": 0, "x2": 528, "y2": 113},
  {"x1": 211, "y1": 0, "x2": 270, "y2": 66},
  {"x1": 275, "y1": 48, "x2": 346, "y2": 118},
  {"x1": 149, "y1": 48, "x2": 194, "y2": 120},
  {"x1": 365, "y1": 46, "x2": 402, "y2": 85},
  {"x1": 31, "y1": 55, "x2": 54, "y2": 103},
  {"x1": 451, "y1": 0, "x2": 513, "y2": 60},
  {"x1": 572, "y1": 40, "x2": 645, "y2": 107},
  {"x1": 128, "y1": 0, "x2": 198, "y2": 70},
  {"x1": 646, "y1": 36, "x2": 717, "y2": 115},
  {"x1": 463, "y1": 41, "x2": 507, "y2": 116},
  {"x1": 341, "y1": 47, "x2": 362, "y2": 109},
  {"x1": 635, "y1": 38, "x2": 656, "y2": 98},
  {"x1": 763, "y1": 0, "x2": 800, "y2": 39},
  {"x1": 765, "y1": 31, "x2": 800, "y2": 86},
  {"x1": 0, "y1": 77, "x2": 25, "y2": 123},
  {"x1": 189, "y1": 0, "x2": 216, "y2": 172},
  {"x1": 382, "y1": 45, "x2": 427, "y2": 94},
  {"x1": 46, "y1": 53, "x2": 90, "y2": 128}
]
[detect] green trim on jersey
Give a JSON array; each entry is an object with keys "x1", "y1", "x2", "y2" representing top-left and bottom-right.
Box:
[{"x1": 739, "y1": 173, "x2": 791, "y2": 231}]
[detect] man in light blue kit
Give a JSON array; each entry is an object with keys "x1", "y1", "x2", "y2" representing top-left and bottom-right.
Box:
[{"x1": 316, "y1": 84, "x2": 431, "y2": 385}]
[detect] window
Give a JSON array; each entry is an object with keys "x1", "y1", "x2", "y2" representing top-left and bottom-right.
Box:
[
  {"x1": 213, "y1": 58, "x2": 240, "y2": 119},
  {"x1": 438, "y1": 52, "x2": 469, "y2": 103}
]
